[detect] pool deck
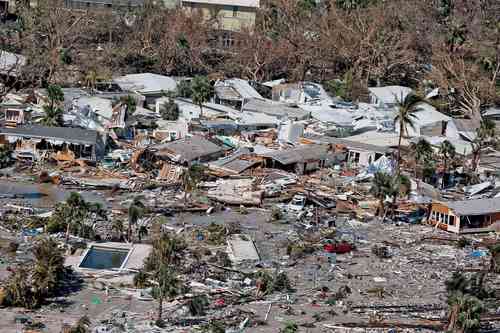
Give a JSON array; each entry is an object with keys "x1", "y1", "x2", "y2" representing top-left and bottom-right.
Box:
[{"x1": 66, "y1": 242, "x2": 152, "y2": 274}]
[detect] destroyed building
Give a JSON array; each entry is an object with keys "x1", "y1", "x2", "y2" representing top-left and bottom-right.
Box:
[
  {"x1": 428, "y1": 197, "x2": 500, "y2": 234},
  {"x1": 153, "y1": 135, "x2": 226, "y2": 165},
  {"x1": 261, "y1": 144, "x2": 332, "y2": 174},
  {"x1": 0, "y1": 125, "x2": 105, "y2": 161}
]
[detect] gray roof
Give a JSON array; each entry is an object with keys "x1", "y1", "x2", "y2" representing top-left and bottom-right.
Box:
[
  {"x1": 242, "y1": 98, "x2": 309, "y2": 120},
  {"x1": 452, "y1": 119, "x2": 479, "y2": 132},
  {"x1": 308, "y1": 135, "x2": 390, "y2": 154},
  {"x1": 215, "y1": 78, "x2": 263, "y2": 101},
  {"x1": 0, "y1": 125, "x2": 99, "y2": 145},
  {"x1": 155, "y1": 135, "x2": 224, "y2": 162},
  {"x1": 261, "y1": 145, "x2": 328, "y2": 165},
  {"x1": 445, "y1": 197, "x2": 500, "y2": 216},
  {"x1": 209, "y1": 147, "x2": 258, "y2": 174}
]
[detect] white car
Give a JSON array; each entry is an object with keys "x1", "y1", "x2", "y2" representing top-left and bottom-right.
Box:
[{"x1": 288, "y1": 194, "x2": 306, "y2": 212}]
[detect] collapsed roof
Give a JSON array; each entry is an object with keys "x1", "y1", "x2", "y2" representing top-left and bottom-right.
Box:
[
  {"x1": 154, "y1": 135, "x2": 225, "y2": 163},
  {"x1": 261, "y1": 145, "x2": 329, "y2": 165}
]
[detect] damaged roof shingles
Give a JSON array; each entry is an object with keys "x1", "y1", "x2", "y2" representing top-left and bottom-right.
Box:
[
  {"x1": 209, "y1": 147, "x2": 259, "y2": 174},
  {"x1": 263, "y1": 145, "x2": 328, "y2": 165},
  {"x1": 155, "y1": 135, "x2": 224, "y2": 163}
]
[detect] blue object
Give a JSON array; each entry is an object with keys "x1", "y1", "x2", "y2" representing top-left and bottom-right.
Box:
[{"x1": 470, "y1": 250, "x2": 487, "y2": 258}]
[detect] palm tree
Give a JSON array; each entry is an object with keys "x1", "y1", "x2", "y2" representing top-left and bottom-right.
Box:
[
  {"x1": 446, "y1": 23, "x2": 467, "y2": 53},
  {"x1": 446, "y1": 293, "x2": 483, "y2": 333},
  {"x1": 395, "y1": 174, "x2": 411, "y2": 200},
  {"x1": 111, "y1": 219, "x2": 124, "y2": 241},
  {"x1": 128, "y1": 197, "x2": 145, "y2": 242},
  {"x1": 62, "y1": 192, "x2": 92, "y2": 243},
  {"x1": 394, "y1": 93, "x2": 425, "y2": 175},
  {"x1": 144, "y1": 233, "x2": 186, "y2": 271},
  {"x1": 176, "y1": 80, "x2": 192, "y2": 98},
  {"x1": 141, "y1": 233, "x2": 187, "y2": 322},
  {"x1": 133, "y1": 269, "x2": 150, "y2": 289},
  {"x1": 471, "y1": 119, "x2": 496, "y2": 172},
  {"x1": 41, "y1": 84, "x2": 64, "y2": 127},
  {"x1": 281, "y1": 321, "x2": 299, "y2": 333},
  {"x1": 137, "y1": 225, "x2": 148, "y2": 241},
  {"x1": 411, "y1": 139, "x2": 433, "y2": 178},
  {"x1": 181, "y1": 164, "x2": 203, "y2": 206},
  {"x1": 369, "y1": 172, "x2": 393, "y2": 217},
  {"x1": 152, "y1": 264, "x2": 183, "y2": 322},
  {"x1": 160, "y1": 98, "x2": 180, "y2": 121},
  {"x1": 46, "y1": 84, "x2": 64, "y2": 110},
  {"x1": 190, "y1": 76, "x2": 213, "y2": 119},
  {"x1": 32, "y1": 238, "x2": 65, "y2": 301},
  {"x1": 439, "y1": 140, "x2": 456, "y2": 188},
  {"x1": 4, "y1": 267, "x2": 37, "y2": 308},
  {"x1": 120, "y1": 95, "x2": 137, "y2": 117},
  {"x1": 41, "y1": 105, "x2": 64, "y2": 127}
]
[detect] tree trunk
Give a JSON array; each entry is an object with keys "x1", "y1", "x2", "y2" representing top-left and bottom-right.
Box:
[
  {"x1": 199, "y1": 104, "x2": 203, "y2": 119},
  {"x1": 396, "y1": 124, "x2": 403, "y2": 175},
  {"x1": 184, "y1": 185, "x2": 188, "y2": 207},
  {"x1": 65, "y1": 222, "x2": 70, "y2": 244},
  {"x1": 446, "y1": 303, "x2": 460, "y2": 332},
  {"x1": 157, "y1": 296, "x2": 163, "y2": 322},
  {"x1": 378, "y1": 199, "x2": 385, "y2": 217},
  {"x1": 472, "y1": 149, "x2": 480, "y2": 172},
  {"x1": 128, "y1": 219, "x2": 132, "y2": 242},
  {"x1": 442, "y1": 158, "x2": 447, "y2": 188}
]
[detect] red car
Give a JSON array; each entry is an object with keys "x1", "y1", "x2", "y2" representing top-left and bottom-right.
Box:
[{"x1": 324, "y1": 242, "x2": 353, "y2": 254}]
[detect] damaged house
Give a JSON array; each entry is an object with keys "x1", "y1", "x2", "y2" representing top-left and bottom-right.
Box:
[
  {"x1": 242, "y1": 98, "x2": 310, "y2": 123},
  {"x1": 368, "y1": 85, "x2": 413, "y2": 108},
  {"x1": 310, "y1": 136, "x2": 391, "y2": 167},
  {"x1": 0, "y1": 125, "x2": 105, "y2": 161},
  {"x1": 261, "y1": 144, "x2": 331, "y2": 174},
  {"x1": 428, "y1": 197, "x2": 500, "y2": 234},
  {"x1": 208, "y1": 147, "x2": 262, "y2": 175},
  {"x1": 153, "y1": 135, "x2": 226, "y2": 165},
  {"x1": 114, "y1": 73, "x2": 178, "y2": 106},
  {"x1": 272, "y1": 81, "x2": 328, "y2": 104},
  {"x1": 214, "y1": 78, "x2": 263, "y2": 109}
]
